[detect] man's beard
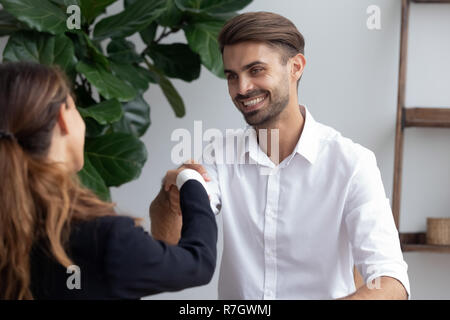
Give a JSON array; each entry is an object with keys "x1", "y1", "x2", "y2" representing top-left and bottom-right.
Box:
[
  {"x1": 234, "y1": 80, "x2": 290, "y2": 127},
  {"x1": 244, "y1": 90, "x2": 289, "y2": 126}
]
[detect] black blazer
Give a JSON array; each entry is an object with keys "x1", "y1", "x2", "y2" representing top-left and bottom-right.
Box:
[{"x1": 30, "y1": 180, "x2": 217, "y2": 299}]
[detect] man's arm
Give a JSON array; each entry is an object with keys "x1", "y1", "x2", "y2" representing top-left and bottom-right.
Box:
[
  {"x1": 339, "y1": 276, "x2": 408, "y2": 300},
  {"x1": 344, "y1": 149, "x2": 411, "y2": 299}
]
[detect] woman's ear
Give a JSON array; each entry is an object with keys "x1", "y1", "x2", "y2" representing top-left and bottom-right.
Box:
[
  {"x1": 291, "y1": 53, "x2": 306, "y2": 82},
  {"x1": 57, "y1": 102, "x2": 69, "y2": 135}
]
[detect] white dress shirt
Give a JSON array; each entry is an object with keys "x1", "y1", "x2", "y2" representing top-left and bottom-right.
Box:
[{"x1": 200, "y1": 105, "x2": 410, "y2": 300}]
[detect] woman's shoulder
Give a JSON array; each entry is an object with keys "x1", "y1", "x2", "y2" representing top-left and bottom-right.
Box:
[{"x1": 71, "y1": 215, "x2": 137, "y2": 232}]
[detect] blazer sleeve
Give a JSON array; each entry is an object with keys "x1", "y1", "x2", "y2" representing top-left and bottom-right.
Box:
[{"x1": 104, "y1": 180, "x2": 218, "y2": 299}]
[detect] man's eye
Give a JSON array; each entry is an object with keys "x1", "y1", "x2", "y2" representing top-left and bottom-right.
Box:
[
  {"x1": 227, "y1": 74, "x2": 237, "y2": 81},
  {"x1": 251, "y1": 68, "x2": 263, "y2": 74}
]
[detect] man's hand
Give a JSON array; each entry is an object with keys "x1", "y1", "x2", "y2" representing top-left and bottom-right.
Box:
[
  {"x1": 162, "y1": 160, "x2": 210, "y2": 198},
  {"x1": 149, "y1": 161, "x2": 210, "y2": 245}
]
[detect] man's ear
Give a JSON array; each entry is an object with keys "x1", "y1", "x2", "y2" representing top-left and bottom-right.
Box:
[
  {"x1": 290, "y1": 53, "x2": 306, "y2": 83},
  {"x1": 57, "y1": 103, "x2": 69, "y2": 135}
]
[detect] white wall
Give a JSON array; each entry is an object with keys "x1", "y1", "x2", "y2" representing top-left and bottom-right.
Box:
[{"x1": 2, "y1": 0, "x2": 450, "y2": 299}]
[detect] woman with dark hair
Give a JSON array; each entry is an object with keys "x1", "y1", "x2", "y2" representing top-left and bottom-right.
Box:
[{"x1": 0, "y1": 61, "x2": 217, "y2": 299}]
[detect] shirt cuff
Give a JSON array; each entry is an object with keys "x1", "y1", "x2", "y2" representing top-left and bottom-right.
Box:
[
  {"x1": 176, "y1": 168, "x2": 208, "y2": 191},
  {"x1": 365, "y1": 263, "x2": 411, "y2": 299}
]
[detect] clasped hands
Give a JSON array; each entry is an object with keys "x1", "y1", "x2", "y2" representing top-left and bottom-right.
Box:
[{"x1": 149, "y1": 160, "x2": 210, "y2": 245}]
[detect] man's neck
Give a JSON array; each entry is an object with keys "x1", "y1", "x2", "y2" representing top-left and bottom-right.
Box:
[{"x1": 254, "y1": 103, "x2": 305, "y2": 165}]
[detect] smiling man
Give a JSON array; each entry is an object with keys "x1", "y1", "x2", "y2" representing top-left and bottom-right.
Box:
[{"x1": 150, "y1": 11, "x2": 410, "y2": 300}]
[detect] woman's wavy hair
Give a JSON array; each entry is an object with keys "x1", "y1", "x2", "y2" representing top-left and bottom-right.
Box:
[{"x1": 0, "y1": 61, "x2": 116, "y2": 299}]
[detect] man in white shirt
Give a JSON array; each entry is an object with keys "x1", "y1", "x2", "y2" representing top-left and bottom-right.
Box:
[{"x1": 150, "y1": 11, "x2": 409, "y2": 300}]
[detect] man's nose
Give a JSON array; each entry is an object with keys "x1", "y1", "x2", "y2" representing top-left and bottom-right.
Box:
[{"x1": 237, "y1": 77, "x2": 254, "y2": 95}]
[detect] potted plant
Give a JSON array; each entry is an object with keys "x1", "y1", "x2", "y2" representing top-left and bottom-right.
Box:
[{"x1": 0, "y1": 0, "x2": 252, "y2": 199}]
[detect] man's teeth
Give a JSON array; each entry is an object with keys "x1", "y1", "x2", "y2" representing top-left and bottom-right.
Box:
[{"x1": 243, "y1": 96, "x2": 265, "y2": 107}]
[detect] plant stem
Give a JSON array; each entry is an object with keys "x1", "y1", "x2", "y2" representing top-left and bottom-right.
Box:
[
  {"x1": 143, "y1": 56, "x2": 155, "y2": 72},
  {"x1": 155, "y1": 27, "x2": 173, "y2": 43}
]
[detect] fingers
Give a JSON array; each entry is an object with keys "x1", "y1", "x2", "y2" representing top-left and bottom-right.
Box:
[
  {"x1": 164, "y1": 160, "x2": 211, "y2": 192},
  {"x1": 164, "y1": 169, "x2": 178, "y2": 192},
  {"x1": 168, "y1": 186, "x2": 182, "y2": 216},
  {"x1": 179, "y1": 159, "x2": 210, "y2": 181}
]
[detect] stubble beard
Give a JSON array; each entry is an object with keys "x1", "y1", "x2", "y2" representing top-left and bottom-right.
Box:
[{"x1": 243, "y1": 85, "x2": 290, "y2": 127}]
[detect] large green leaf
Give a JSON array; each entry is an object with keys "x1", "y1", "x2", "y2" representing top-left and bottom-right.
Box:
[
  {"x1": 159, "y1": 74, "x2": 185, "y2": 117},
  {"x1": 109, "y1": 62, "x2": 150, "y2": 93},
  {"x1": 158, "y1": 0, "x2": 183, "y2": 27},
  {"x1": 135, "y1": 64, "x2": 158, "y2": 84},
  {"x1": 84, "y1": 118, "x2": 109, "y2": 138},
  {"x1": 175, "y1": 0, "x2": 251, "y2": 14},
  {"x1": 50, "y1": 0, "x2": 80, "y2": 6},
  {"x1": 187, "y1": 10, "x2": 237, "y2": 24},
  {"x1": 78, "y1": 99, "x2": 123, "y2": 125},
  {"x1": 74, "y1": 85, "x2": 97, "y2": 108},
  {"x1": 3, "y1": 31, "x2": 77, "y2": 73},
  {"x1": 147, "y1": 43, "x2": 201, "y2": 82},
  {"x1": 93, "y1": 0, "x2": 166, "y2": 40},
  {"x1": 0, "y1": 0, "x2": 68, "y2": 34},
  {"x1": 78, "y1": 154, "x2": 111, "y2": 201},
  {"x1": 139, "y1": 21, "x2": 158, "y2": 46},
  {"x1": 50, "y1": 0, "x2": 81, "y2": 9},
  {"x1": 85, "y1": 132, "x2": 148, "y2": 187},
  {"x1": 76, "y1": 61, "x2": 137, "y2": 102},
  {"x1": 184, "y1": 20, "x2": 225, "y2": 78},
  {"x1": 145, "y1": 63, "x2": 185, "y2": 117},
  {"x1": 73, "y1": 31, "x2": 109, "y2": 69},
  {"x1": 80, "y1": 0, "x2": 117, "y2": 23},
  {"x1": 107, "y1": 39, "x2": 142, "y2": 64},
  {"x1": 0, "y1": 9, "x2": 24, "y2": 36},
  {"x1": 125, "y1": 0, "x2": 182, "y2": 27},
  {"x1": 111, "y1": 95, "x2": 150, "y2": 137}
]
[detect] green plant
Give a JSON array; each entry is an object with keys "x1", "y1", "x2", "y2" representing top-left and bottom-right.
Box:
[{"x1": 0, "y1": 0, "x2": 252, "y2": 200}]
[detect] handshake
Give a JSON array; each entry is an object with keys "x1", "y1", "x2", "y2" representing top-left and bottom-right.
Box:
[{"x1": 150, "y1": 160, "x2": 211, "y2": 245}]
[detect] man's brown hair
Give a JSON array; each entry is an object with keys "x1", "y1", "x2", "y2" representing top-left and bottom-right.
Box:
[{"x1": 218, "y1": 11, "x2": 305, "y2": 65}]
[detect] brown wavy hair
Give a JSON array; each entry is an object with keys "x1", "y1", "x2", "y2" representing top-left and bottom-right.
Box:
[
  {"x1": 0, "y1": 61, "x2": 116, "y2": 299},
  {"x1": 218, "y1": 11, "x2": 305, "y2": 61}
]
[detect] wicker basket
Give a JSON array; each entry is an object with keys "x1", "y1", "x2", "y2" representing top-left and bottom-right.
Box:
[{"x1": 426, "y1": 218, "x2": 450, "y2": 245}]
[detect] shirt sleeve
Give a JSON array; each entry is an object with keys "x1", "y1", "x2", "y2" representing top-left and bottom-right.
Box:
[
  {"x1": 104, "y1": 180, "x2": 218, "y2": 299},
  {"x1": 344, "y1": 149, "x2": 411, "y2": 298},
  {"x1": 199, "y1": 142, "x2": 222, "y2": 215}
]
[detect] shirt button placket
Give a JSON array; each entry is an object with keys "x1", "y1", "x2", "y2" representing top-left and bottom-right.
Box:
[{"x1": 263, "y1": 167, "x2": 280, "y2": 300}]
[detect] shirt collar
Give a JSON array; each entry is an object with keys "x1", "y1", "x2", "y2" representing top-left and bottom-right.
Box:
[
  {"x1": 238, "y1": 105, "x2": 320, "y2": 166},
  {"x1": 293, "y1": 105, "x2": 319, "y2": 164}
]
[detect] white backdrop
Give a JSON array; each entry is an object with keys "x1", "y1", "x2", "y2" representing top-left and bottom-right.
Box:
[{"x1": 2, "y1": 0, "x2": 450, "y2": 299}]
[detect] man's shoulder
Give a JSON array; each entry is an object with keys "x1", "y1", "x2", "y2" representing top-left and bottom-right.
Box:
[{"x1": 316, "y1": 121, "x2": 375, "y2": 167}]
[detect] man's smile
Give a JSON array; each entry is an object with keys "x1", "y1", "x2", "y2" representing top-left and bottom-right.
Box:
[{"x1": 237, "y1": 93, "x2": 269, "y2": 113}]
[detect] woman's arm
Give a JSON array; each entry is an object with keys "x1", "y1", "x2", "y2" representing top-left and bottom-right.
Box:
[
  {"x1": 105, "y1": 178, "x2": 217, "y2": 299},
  {"x1": 149, "y1": 163, "x2": 212, "y2": 245}
]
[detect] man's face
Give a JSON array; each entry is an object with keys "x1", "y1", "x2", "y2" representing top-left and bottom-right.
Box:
[{"x1": 223, "y1": 41, "x2": 290, "y2": 126}]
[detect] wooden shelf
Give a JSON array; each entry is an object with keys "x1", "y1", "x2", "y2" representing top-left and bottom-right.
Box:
[
  {"x1": 400, "y1": 232, "x2": 450, "y2": 253},
  {"x1": 393, "y1": 0, "x2": 450, "y2": 256},
  {"x1": 412, "y1": 0, "x2": 450, "y2": 3},
  {"x1": 402, "y1": 244, "x2": 450, "y2": 253},
  {"x1": 403, "y1": 107, "x2": 450, "y2": 128}
]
